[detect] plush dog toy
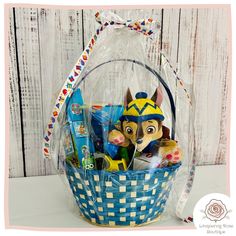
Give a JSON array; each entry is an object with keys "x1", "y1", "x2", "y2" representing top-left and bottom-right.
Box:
[{"x1": 108, "y1": 87, "x2": 182, "y2": 167}]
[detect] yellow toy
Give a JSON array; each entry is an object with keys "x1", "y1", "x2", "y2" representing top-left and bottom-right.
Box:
[
  {"x1": 94, "y1": 154, "x2": 127, "y2": 171},
  {"x1": 104, "y1": 155, "x2": 127, "y2": 171}
]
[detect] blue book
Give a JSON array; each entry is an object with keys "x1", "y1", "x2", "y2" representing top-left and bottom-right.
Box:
[
  {"x1": 91, "y1": 105, "x2": 124, "y2": 158},
  {"x1": 66, "y1": 88, "x2": 95, "y2": 169}
]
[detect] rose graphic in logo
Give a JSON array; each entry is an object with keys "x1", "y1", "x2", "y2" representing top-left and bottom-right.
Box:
[{"x1": 204, "y1": 199, "x2": 228, "y2": 222}]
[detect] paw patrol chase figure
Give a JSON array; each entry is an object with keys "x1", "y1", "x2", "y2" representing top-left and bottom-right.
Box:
[{"x1": 108, "y1": 87, "x2": 182, "y2": 167}]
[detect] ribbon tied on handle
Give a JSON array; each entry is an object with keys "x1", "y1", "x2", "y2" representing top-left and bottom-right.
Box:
[{"x1": 95, "y1": 11, "x2": 161, "y2": 38}]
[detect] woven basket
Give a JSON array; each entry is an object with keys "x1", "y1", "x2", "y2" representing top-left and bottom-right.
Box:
[
  {"x1": 66, "y1": 162, "x2": 181, "y2": 226},
  {"x1": 63, "y1": 59, "x2": 181, "y2": 226}
]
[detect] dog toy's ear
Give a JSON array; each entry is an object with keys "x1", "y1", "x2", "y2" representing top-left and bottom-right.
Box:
[
  {"x1": 124, "y1": 88, "x2": 133, "y2": 106},
  {"x1": 151, "y1": 86, "x2": 163, "y2": 107},
  {"x1": 162, "y1": 125, "x2": 170, "y2": 139}
]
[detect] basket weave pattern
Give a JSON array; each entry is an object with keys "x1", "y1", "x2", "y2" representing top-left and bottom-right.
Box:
[{"x1": 66, "y1": 163, "x2": 181, "y2": 226}]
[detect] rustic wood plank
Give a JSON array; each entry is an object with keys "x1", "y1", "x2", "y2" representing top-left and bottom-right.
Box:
[
  {"x1": 172, "y1": 9, "x2": 198, "y2": 165},
  {"x1": 162, "y1": 9, "x2": 180, "y2": 69},
  {"x1": 160, "y1": 9, "x2": 181, "y2": 135},
  {"x1": 212, "y1": 8, "x2": 229, "y2": 165},
  {"x1": 193, "y1": 8, "x2": 228, "y2": 165},
  {"x1": 38, "y1": 8, "x2": 84, "y2": 174},
  {"x1": 178, "y1": 8, "x2": 228, "y2": 165},
  {"x1": 8, "y1": 8, "x2": 24, "y2": 177},
  {"x1": 14, "y1": 7, "x2": 46, "y2": 176}
]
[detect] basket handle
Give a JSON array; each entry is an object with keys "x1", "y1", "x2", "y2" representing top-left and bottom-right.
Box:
[{"x1": 74, "y1": 58, "x2": 176, "y2": 140}]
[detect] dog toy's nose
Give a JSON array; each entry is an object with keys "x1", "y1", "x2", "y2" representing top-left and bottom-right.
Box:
[{"x1": 136, "y1": 139, "x2": 143, "y2": 144}]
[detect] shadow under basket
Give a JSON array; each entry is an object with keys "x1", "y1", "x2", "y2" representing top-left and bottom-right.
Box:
[{"x1": 65, "y1": 162, "x2": 181, "y2": 227}]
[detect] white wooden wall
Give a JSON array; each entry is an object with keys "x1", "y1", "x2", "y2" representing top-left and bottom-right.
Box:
[{"x1": 8, "y1": 6, "x2": 230, "y2": 177}]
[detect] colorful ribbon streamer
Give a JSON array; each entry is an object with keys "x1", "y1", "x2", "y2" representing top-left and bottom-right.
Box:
[
  {"x1": 95, "y1": 11, "x2": 161, "y2": 37},
  {"x1": 160, "y1": 52, "x2": 193, "y2": 106},
  {"x1": 160, "y1": 50, "x2": 195, "y2": 224}
]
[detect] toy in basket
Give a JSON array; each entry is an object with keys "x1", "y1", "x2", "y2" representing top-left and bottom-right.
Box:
[
  {"x1": 63, "y1": 86, "x2": 182, "y2": 227},
  {"x1": 108, "y1": 87, "x2": 182, "y2": 169},
  {"x1": 42, "y1": 11, "x2": 196, "y2": 227}
]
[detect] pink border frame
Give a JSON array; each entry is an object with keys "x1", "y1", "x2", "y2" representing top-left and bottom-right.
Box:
[{"x1": 4, "y1": 3, "x2": 231, "y2": 231}]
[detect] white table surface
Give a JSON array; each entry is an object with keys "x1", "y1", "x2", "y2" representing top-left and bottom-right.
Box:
[{"x1": 8, "y1": 165, "x2": 227, "y2": 229}]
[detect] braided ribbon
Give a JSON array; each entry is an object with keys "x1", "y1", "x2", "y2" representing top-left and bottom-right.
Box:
[
  {"x1": 43, "y1": 12, "x2": 160, "y2": 158},
  {"x1": 160, "y1": 51, "x2": 195, "y2": 224},
  {"x1": 95, "y1": 11, "x2": 161, "y2": 37},
  {"x1": 160, "y1": 52, "x2": 193, "y2": 106}
]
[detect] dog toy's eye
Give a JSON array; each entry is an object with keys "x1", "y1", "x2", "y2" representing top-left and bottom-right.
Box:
[
  {"x1": 146, "y1": 126, "x2": 156, "y2": 134},
  {"x1": 125, "y1": 126, "x2": 133, "y2": 135}
]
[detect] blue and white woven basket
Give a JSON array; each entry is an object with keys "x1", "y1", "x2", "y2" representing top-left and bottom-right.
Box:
[
  {"x1": 64, "y1": 59, "x2": 181, "y2": 226},
  {"x1": 66, "y1": 162, "x2": 181, "y2": 226}
]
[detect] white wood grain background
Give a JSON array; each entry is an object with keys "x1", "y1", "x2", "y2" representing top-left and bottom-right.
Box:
[{"x1": 8, "y1": 6, "x2": 230, "y2": 177}]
